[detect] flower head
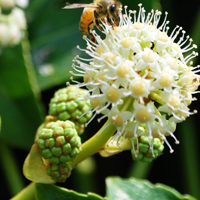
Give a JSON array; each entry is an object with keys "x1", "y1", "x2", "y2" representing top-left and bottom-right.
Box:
[
  {"x1": 71, "y1": 4, "x2": 200, "y2": 157},
  {"x1": 0, "y1": 0, "x2": 27, "y2": 51}
]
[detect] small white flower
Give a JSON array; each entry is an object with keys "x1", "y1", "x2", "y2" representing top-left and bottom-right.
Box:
[
  {"x1": 135, "y1": 48, "x2": 159, "y2": 71},
  {"x1": 105, "y1": 107, "x2": 132, "y2": 136},
  {"x1": 125, "y1": 72, "x2": 153, "y2": 103}
]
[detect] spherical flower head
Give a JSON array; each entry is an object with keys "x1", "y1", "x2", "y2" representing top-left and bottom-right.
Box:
[
  {"x1": 37, "y1": 120, "x2": 82, "y2": 182},
  {"x1": 72, "y1": 4, "x2": 200, "y2": 157},
  {"x1": 48, "y1": 86, "x2": 92, "y2": 135}
]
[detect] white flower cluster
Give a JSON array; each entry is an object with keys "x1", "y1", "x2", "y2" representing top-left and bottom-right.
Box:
[
  {"x1": 0, "y1": 0, "x2": 28, "y2": 52},
  {"x1": 71, "y1": 4, "x2": 200, "y2": 155}
]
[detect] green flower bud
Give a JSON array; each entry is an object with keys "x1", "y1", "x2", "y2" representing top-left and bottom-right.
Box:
[
  {"x1": 52, "y1": 147, "x2": 62, "y2": 156},
  {"x1": 39, "y1": 129, "x2": 53, "y2": 139},
  {"x1": 48, "y1": 86, "x2": 92, "y2": 135},
  {"x1": 47, "y1": 163, "x2": 72, "y2": 182},
  {"x1": 132, "y1": 136, "x2": 164, "y2": 162},
  {"x1": 50, "y1": 156, "x2": 60, "y2": 164},
  {"x1": 60, "y1": 155, "x2": 73, "y2": 162},
  {"x1": 45, "y1": 138, "x2": 55, "y2": 148},
  {"x1": 37, "y1": 139, "x2": 46, "y2": 149},
  {"x1": 58, "y1": 112, "x2": 71, "y2": 120},
  {"x1": 73, "y1": 121, "x2": 85, "y2": 135},
  {"x1": 42, "y1": 149, "x2": 53, "y2": 159}
]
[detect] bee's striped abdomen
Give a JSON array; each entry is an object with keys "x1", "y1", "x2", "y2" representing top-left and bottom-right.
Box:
[{"x1": 79, "y1": 7, "x2": 95, "y2": 35}]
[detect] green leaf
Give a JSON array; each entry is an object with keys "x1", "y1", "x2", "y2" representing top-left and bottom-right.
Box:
[
  {"x1": 0, "y1": 89, "x2": 38, "y2": 149},
  {"x1": 27, "y1": 0, "x2": 85, "y2": 90},
  {"x1": 106, "y1": 177, "x2": 197, "y2": 200},
  {"x1": 0, "y1": 41, "x2": 44, "y2": 149},
  {"x1": 35, "y1": 183, "x2": 106, "y2": 200}
]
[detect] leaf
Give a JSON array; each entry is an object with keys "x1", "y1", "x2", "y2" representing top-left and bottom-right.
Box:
[
  {"x1": 0, "y1": 42, "x2": 44, "y2": 149},
  {"x1": 27, "y1": 0, "x2": 85, "y2": 90},
  {"x1": 35, "y1": 183, "x2": 106, "y2": 200},
  {"x1": 0, "y1": 90, "x2": 38, "y2": 149},
  {"x1": 106, "y1": 177, "x2": 197, "y2": 200},
  {"x1": 23, "y1": 143, "x2": 55, "y2": 184}
]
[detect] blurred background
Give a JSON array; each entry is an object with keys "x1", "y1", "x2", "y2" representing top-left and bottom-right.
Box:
[{"x1": 0, "y1": 0, "x2": 200, "y2": 199}]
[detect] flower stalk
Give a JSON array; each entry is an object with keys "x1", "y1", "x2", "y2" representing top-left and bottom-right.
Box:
[{"x1": 68, "y1": 120, "x2": 116, "y2": 168}]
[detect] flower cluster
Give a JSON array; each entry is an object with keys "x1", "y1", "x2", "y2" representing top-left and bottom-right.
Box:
[
  {"x1": 37, "y1": 120, "x2": 82, "y2": 182},
  {"x1": 71, "y1": 4, "x2": 200, "y2": 157},
  {"x1": 48, "y1": 86, "x2": 92, "y2": 135},
  {"x1": 131, "y1": 136, "x2": 164, "y2": 162},
  {"x1": 0, "y1": 0, "x2": 28, "y2": 52}
]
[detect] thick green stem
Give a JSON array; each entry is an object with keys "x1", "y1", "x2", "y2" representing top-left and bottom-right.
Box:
[
  {"x1": 69, "y1": 121, "x2": 116, "y2": 168},
  {"x1": 10, "y1": 182, "x2": 36, "y2": 200}
]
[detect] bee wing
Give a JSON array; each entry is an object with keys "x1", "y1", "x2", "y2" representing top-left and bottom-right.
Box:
[{"x1": 63, "y1": 3, "x2": 99, "y2": 9}]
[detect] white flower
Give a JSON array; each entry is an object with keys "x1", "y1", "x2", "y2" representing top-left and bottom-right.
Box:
[
  {"x1": 71, "y1": 4, "x2": 200, "y2": 155},
  {"x1": 135, "y1": 48, "x2": 159, "y2": 71},
  {"x1": 0, "y1": 0, "x2": 28, "y2": 50},
  {"x1": 12, "y1": 7, "x2": 26, "y2": 29},
  {"x1": 0, "y1": 23, "x2": 10, "y2": 46},
  {"x1": 16, "y1": 0, "x2": 29, "y2": 8}
]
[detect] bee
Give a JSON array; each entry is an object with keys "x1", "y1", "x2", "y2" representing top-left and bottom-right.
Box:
[{"x1": 63, "y1": 0, "x2": 122, "y2": 42}]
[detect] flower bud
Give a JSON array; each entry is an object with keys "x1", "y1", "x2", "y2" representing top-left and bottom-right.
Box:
[{"x1": 131, "y1": 136, "x2": 164, "y2": 162}]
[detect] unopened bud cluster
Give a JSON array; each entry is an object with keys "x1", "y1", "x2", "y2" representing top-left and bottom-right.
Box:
[
  {"x1": 72, "y1": 4, "x2": 200, "y2": 158},
  {"x1": 0, "y1": 0, "x2": 28, "y2": 52},
  {"x1": 37, "y1": 120, "x2": 82, "y2": 182},
  {"x1": 49, "y1": 86, "x2": 92, "y2": 135},
  {"x1": 131, "y1": 136, "x2": 164, "y2": 162}
]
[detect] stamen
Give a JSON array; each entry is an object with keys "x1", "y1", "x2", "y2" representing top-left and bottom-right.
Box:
[{"x1": 159, "y1": 12, "x2": 168, "y2": 30}]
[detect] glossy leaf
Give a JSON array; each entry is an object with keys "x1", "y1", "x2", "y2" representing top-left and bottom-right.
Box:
[
  {"x1": 106, "y1": 177, "x2": 197, "y2": 200},
  {"x1": 35, "y1": 183, "x2": 106, "y2": 200}
]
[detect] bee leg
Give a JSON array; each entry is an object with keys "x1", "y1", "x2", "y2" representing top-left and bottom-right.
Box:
[
  {"x1": 107, "y1": 15, "x2": 113, "y2": 26},
  {"x1": 114, "y1": 17, "x2": 119, "y2": 26},
  {"x1": 88, "y1": 21, "x2": 96, "y2": 43},
  {"x1": 94, "y1": 10, "x2": 103, "y2": 31},
  {"x1": 90, "y1": 34, "x2": 96, "y2": 43}
]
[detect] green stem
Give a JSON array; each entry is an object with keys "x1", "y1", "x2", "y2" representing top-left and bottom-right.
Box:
[
  {"x1": 69, "y1": 120, "x2": 116, "y2": 168},
  {"x1": 10, "y1": 182, "x2": 36, "y2": 200},
  {"x1": 128, "y1": 161, "x2": 152, "y2": 179},
  {"x1": 0, "y1": 140, "x2": 25, "y2": 196}
]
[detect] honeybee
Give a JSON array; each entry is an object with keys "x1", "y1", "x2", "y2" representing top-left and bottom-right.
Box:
[{"x1": 63, "y1": 0, "x2": 122, "y2": 42}]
